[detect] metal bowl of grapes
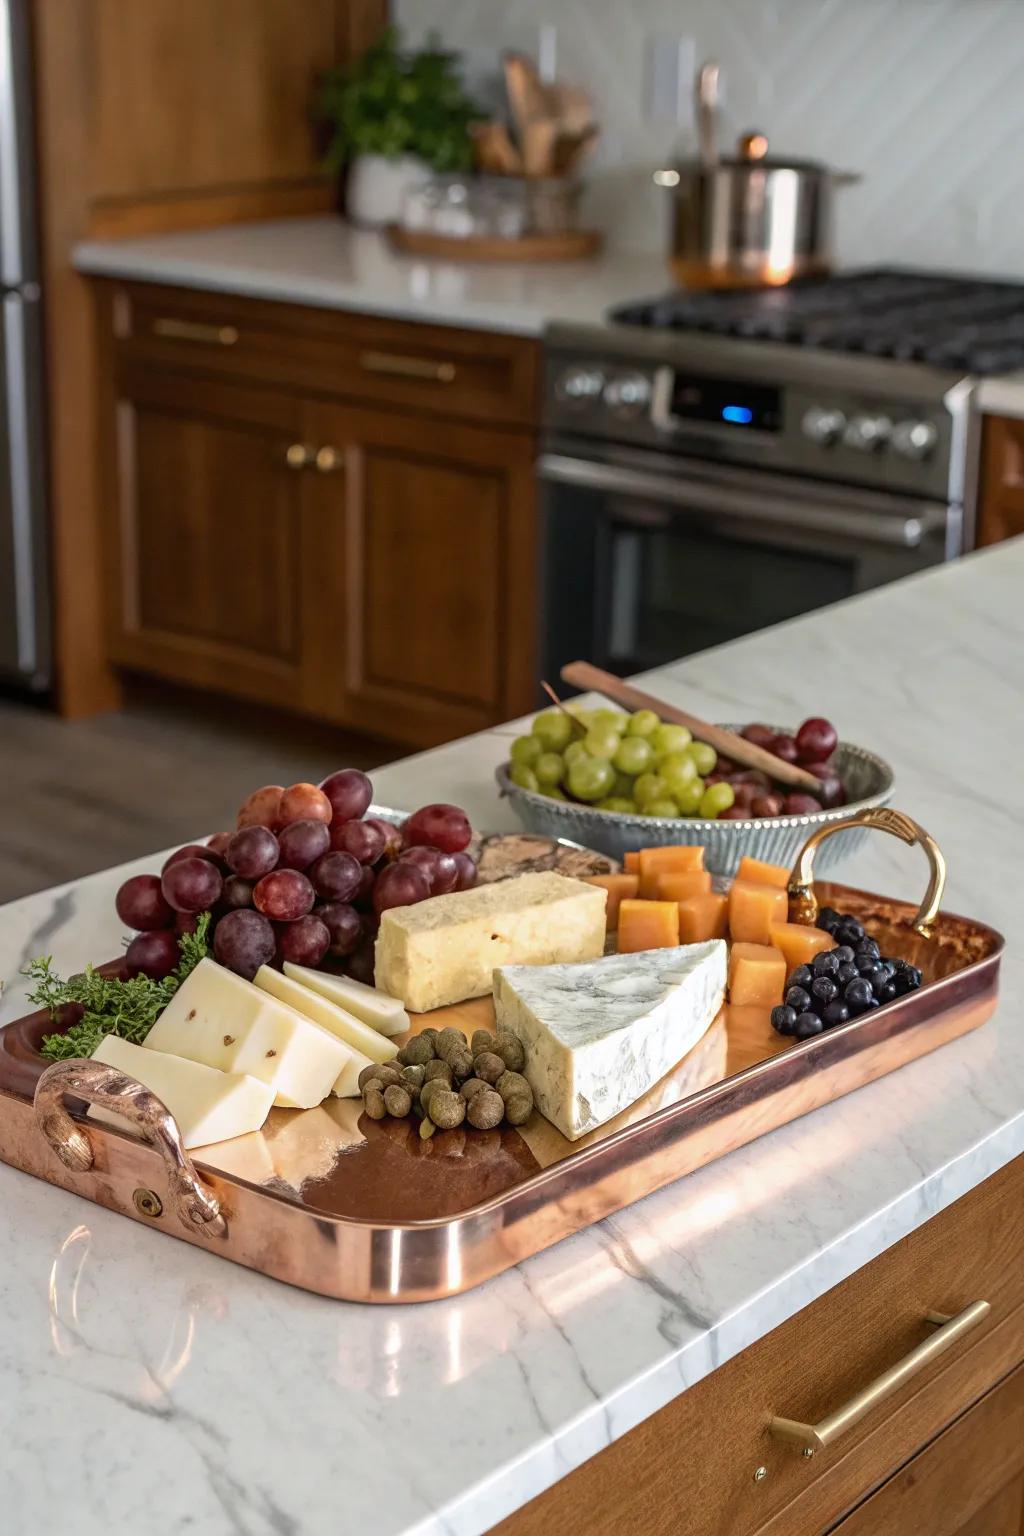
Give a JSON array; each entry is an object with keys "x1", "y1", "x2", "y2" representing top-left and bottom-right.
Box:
[{"x1": 496, "y1": 709, "x2": 894, "y2": 876}]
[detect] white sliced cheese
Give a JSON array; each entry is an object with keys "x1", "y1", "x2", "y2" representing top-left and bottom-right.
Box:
[
  {"x1": 374, "y1": 871, "x2": 607, "y2": 1013},
  {"x1": 493, "y1": 941, "x2": 727, "y2": 1141},
  {"x1": 89, "y1": 1034, "x2": 274, "y2": 1149},
  {"x1": 283, "y1": 962, "x2": 409, "y2": 1038},
  {"x1": 254, "y1": 965, "x2": 398, "y2": 1065},
  {"x1": 330, "y1": 1044, "x2": 375, "y2": 1098},
  {"x1": 145, "y1": 958, "x2": 349, "y2": 1110}
]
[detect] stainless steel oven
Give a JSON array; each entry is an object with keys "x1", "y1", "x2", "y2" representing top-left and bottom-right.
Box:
[{"x1": 540, "y1": 323, "x2": 972, "y2": 682}]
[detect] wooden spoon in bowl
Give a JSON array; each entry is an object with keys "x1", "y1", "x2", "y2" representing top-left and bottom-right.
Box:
[{"x1": 559, "y1": 661, "x2": 825, "y2": 793}]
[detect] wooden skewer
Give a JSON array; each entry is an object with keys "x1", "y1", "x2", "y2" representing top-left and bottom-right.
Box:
[
  {"x1": 559, "y1": 661, "x2": 824, "y2": 793},
  {"x1": 540, "y1": 680, "x2": 586, "y2": 736}
]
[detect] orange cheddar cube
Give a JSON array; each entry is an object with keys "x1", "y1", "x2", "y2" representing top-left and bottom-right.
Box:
[
  {"x1": 677, "y1": 892, "x2": 728, "y2": 944},
  {"x1": 654, "y1": 869, "x2": 713, "y2": 903},
  {"x1": 728, "y1": 881, "x2": 789, "y2": 945},
  {"x1": 618, "y1": 899, "x2": 680, "y2": 953},
  {"x1": 585, "y1": 873, "x2": 639, "y2": 931},
  {"x1": 637, "y1": 845, "x2": 705, "y2": 898},
  {"x1": 736, "y1": 856, "x2": 791, "y2": 890},
  {"x1": 729, "y1": 943, "x2": 787, "y2": 1007},
  {"x1": 770, "y1": 922, "x2": 833, "y2": 971},
  {"x1": 624, "y1": 852, "x2": 640, "y2": 873}
]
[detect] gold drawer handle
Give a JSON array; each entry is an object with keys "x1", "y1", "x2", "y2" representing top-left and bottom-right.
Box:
[
  {"x1": 789, "y1": 806, "x2": 946, "y2": 938},
  {"x1": 152, "y1": 317, "x2": 239, "y2": 347},
  {"x1": 769, "y1": 1300, "x2": 990, "y2": 1454},
  {"x1": 315, "y1": 445, "x2": 343, "y2": 474},
  {"x1": 284, "y1": 443, "x2": 315, "y2": 470},
  {"x1": 34, "y1": 1058, "x2": 227, "y2": 1239},
  {"x1": 359, "y1": 349, "x2": 456, "y2": 384}
]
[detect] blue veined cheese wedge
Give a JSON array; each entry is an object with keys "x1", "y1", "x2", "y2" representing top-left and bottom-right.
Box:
[
  {"x1": 89, "y1": 1034, "x2": 274, "y2": 1148},
  {"x1": 493, "y1": 941, "x2": 727, "y2": 1141},
  {"x1": 145, "y1": 958, "x2": 350, "y2": 1109},
  {"x1": 374, "y1": 871, "x2": 607, "y2": 1013}
]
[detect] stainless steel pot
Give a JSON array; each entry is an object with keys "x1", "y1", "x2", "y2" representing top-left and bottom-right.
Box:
[{"x1": 656, "y1": 122, "x2": 858, "y2": 287}]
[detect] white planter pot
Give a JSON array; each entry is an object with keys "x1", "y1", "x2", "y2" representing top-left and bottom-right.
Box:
[{"x1": 346, "y1": 154, "x2": 432, "y2": 228}]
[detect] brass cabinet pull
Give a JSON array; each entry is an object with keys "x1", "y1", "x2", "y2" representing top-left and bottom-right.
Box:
[
  {"x1": 284, "y1": 443, "x2": 315, "y2": 470},
  {"x1": 152, "y1": 317, "x2": 239, "y2": 346},
  {"x1": 359, "y1": 349, "x2": 456, "y2": 384},
  {"x1": 34, "y1": 1059, "x2": 227, "y2": 1239},
  {"x1": 769, "y1": 1301, "x2": 991, "y2": 1453},
  {"x1": 315, "y1": 445, "x2": 343, "y2": 474}
]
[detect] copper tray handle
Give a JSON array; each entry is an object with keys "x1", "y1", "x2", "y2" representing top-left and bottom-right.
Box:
[
  {"x1": 33, "y1": 1059, "x2": 227, "y2": 1239},
  {"x1": 789, "y1": 807, "x2": 946, "y2": 937}
]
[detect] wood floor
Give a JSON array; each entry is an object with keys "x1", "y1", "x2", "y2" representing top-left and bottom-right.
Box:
[{"x1": 0, "y1": 685, "x2": 401, "y2": 905}]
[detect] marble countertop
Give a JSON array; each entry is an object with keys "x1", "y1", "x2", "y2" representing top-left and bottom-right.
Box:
[
  {"x1": 976, "y1": 373, "x2": 1024, "y2": 419},
  {"x1": 3, "y1": 540, "x2": 1024, "y2": 1536},
  {"x1": 73, "y1": 217, "x2": 667, "y2": 336}
]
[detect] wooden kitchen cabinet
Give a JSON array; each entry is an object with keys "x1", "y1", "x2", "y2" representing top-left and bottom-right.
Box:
[
  {"x1": 977, "y1": 414, "x2": 1024, "y2": 546},
  {"x1": 97, "y1": 282, "x2": 541, "y2": 746},
  {"x1": 303, "y1": 400, "x2": 537, "y2": 745},
  {"x1": 105, "y1": 367, "x2": 348, "y2": 721},
  {"x1": 491, "y1": 1154, "x2": 1024, "y2": 1536}
]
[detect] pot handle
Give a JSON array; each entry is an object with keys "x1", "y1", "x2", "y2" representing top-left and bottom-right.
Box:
[
  {"x1": 33, "y1": 1059, "x2": 227, "y2": 1239},
  {"x1": 788, "y1": 807, "x2": 946, "y2": 938}
]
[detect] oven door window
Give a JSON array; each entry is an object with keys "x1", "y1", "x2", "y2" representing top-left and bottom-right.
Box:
[{"x1": 601, "y1": 501, "x2": 853, "y2": 672}]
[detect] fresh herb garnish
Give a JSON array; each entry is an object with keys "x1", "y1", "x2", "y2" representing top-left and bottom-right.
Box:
[{"x1": 27, "y1": 914, "x2": 211, "y2": 1062}]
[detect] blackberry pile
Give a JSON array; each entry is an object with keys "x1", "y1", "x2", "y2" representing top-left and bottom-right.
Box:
[{"x1": 770, "y1": 906, "x2": 923, "y2": 1041}]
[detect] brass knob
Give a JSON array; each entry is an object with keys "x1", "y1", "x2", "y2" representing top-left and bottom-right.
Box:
[
  {"x1": 315, "y1": 445, "x2": 343, "y2": 474},
  {"x1": 284, "y1": 443, "x2": 314, "y2": 470}
]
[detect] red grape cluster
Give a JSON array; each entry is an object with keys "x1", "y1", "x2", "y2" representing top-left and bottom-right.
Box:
[
  {"x1": 712, "y1": 716, "x2": 846, "y2": 821},
  {"x1": 113, "y1": 770, "x2": 477, "y2": 983}
]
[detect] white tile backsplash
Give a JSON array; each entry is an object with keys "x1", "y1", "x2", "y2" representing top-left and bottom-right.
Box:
[{"x1": 395, "y1": 0, "x2": 1024, "y2": 276}]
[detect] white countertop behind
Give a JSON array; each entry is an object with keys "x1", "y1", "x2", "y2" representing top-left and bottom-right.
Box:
[
  {"x1": 2, "y1": 540, "x2": 1024, "y2": 1536},
  {"x1": 73, "y1": 217, "x2": 667, "y2": 336}
]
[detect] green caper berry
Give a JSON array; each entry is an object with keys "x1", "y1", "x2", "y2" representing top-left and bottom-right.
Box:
[
  {"x1": 383, "y1": 1084, "x2": 412, "y2": 1118},
  {"x1": 398, "y1": 1034, "x2": 435, "y2": 1066},
  {"x1": 419, "y1": 1116, "x2": 436, "y2": 1140},
  {"x1": 362, "y1": 1085, "x2": 387, "y2": 1120},
  {"x1": 459, "y1": 1077, "x2": 489, "y2": 1101},
  {"x1": 495, "y1": 1070, "x2": 531, "y2": 1103},
  {"x1": 423, "y1": 1059, "x2": 453, "y2": 1084},
  {"x1": 473, "y1": 1051, "x2": 504, "y2": 1085},
  {"x1": 495, "y1": 1032, "x2": 526, "y2": 1071},
  {"x1": 471, "y1": 1030, "x2": 495, "y2": 1057},
  {"x1": 504, "y1": 1092, "x2": 533, "y2": 1126},
  {"x1": 428, "y1": 1089, "x2": 466, "y2": 1130}
]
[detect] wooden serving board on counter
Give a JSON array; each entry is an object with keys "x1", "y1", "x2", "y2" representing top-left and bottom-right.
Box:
[{"x1": 0, "y1": 881, "x2": 1004, "y2": 1304}]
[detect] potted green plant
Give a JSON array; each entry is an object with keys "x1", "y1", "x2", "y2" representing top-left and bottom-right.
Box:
[{"x1": 320, "y1": 28, "x2": 482, "y2": 228}]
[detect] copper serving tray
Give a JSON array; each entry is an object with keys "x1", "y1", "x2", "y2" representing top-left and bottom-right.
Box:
[{"x1": 0, "y1": 810, "x2": 1005, "y2": 1303}]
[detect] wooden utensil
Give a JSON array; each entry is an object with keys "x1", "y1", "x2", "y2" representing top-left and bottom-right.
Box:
[
  {"x1": 471, "y1": 120, "x2": 523, "y2": 175},
  {"x1": 559, "y1": 661, "x2": 825, "y2": 792}
]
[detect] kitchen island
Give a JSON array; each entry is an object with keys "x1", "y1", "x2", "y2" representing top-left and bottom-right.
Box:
[{"x1": 2, "y1": 539, "x2": 1023, "y2": 1536}]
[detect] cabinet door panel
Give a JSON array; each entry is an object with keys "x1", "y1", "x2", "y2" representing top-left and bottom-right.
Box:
[
  {"x1": 107, "y1": 369, "x2": 329, "y2": 712},
  {"x1": 978, "y1": 415, "x2": 1024, "y2": 546},
  {"x1": 833, "y1": 1363, "x2": 1024, "y2": 1536},
  {"x1": 306, "y1": 403, "x2": 537, "y2": 747},
  {"x1": 130, "y1": 407, "x2": 299, "y2": 662}
]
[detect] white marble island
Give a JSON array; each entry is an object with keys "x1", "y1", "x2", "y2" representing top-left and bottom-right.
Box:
[{"x1": 2, "y1": 540, "x2": 1023, "y2": 1536}]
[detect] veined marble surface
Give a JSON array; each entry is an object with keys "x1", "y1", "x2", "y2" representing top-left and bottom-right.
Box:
[
  {"x1": 2, "y1": 540, "x2": 1023, "y2": 1536},
  {"x1": 73, "y1": 217, "x2": 667, "y2": 337}
]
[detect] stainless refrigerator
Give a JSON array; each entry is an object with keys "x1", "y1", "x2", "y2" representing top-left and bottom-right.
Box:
[{"x1": 0, "y1": 0, "x2": 47, "y2": 688}]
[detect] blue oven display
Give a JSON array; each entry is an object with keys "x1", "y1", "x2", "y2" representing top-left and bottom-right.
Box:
[{"x1": 670, "y1": 373, "x2": 781, "y2": 432}]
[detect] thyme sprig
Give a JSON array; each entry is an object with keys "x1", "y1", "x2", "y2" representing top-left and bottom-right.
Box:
[{"x1": 26, "y1": 914, "x2": 211, "y2": 1062}]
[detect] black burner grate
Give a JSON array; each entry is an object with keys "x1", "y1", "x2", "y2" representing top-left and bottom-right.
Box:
[{"x1": 609, "y1": 269, "x2": 1024, "y2": 374}]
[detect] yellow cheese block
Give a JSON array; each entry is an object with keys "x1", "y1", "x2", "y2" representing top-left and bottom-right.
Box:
[{"x1": 374, "y1": 871, "x2": 607, "y2": 1013}]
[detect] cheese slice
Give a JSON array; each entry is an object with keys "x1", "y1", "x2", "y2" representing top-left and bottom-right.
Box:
[
  {"x1": 89, "y1": 1034, "x2": 274, "y2": 1149},
  {"x1": 330, "y1": 1043, "x2": 375, "y2": 1098},
  {"x1": 254, "y1": 965, "x2": 398, "y2": 1065},
  {"x1": 375, "y1": 871, "x2": 607, "y2": 1013},
  {"x1": 493, "y1": 940, "x2": 727, "y2": 1141},
  {"x1": 282, "y1": 962, "x2": 409, "y2": 1038},
  {"x1": 145, "y1": 958, "x2": 349, "y2": 1110}
]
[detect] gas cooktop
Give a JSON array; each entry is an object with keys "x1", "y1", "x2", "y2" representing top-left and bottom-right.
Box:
[{"x1": 609, "y1": 269, "x2": 1024, "y2": 376}]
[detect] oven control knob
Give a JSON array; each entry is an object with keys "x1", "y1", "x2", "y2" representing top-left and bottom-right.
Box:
[
  {"x1": 891, "y1": 419, "x2": 939, "y2": 460},
  {"x1": 555, "y1": 365, "x2": 606, "y2": 408},
  {"x1": 844, "y1": 413, "x2": 893, "y2": 452},
  {"x1": 801, "y1": 406, "x2": 847, "y2": 446},
  {"x1": 603, "y1": 371, "x2": 652, "y2": 418}
]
